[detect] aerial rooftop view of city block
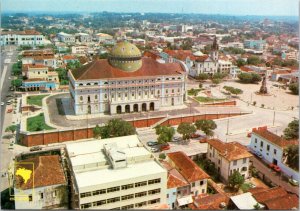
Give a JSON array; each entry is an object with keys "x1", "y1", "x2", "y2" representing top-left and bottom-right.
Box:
[{"x1": 0, "y1": 0, "x2": 299, "y2": 210}]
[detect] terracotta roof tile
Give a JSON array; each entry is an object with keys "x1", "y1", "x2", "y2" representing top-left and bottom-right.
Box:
[
  {"x1": 193, "y1": 193, "x2": 229, "y2": 210},
  {"x1": 264, "y1": 194, "x2": 299, "y2": 210},
  {"x1": 207, "y1": 139, "x2": 252, "y2": 161},
  {"x1": 71, "y1": 57, "x2": 185, "y2": 80},
  {"x1": 195, "y1": 55, "x2": 209, "y2": 62},
  {"x1": 253, "y1": 129, "x2": 299, "y2": 148},
  {"x1": 15, "y1": 155, "x2": 66, "y2": 190},
  {"x1": 63, "y1": 55, "x2": 77, "y2": 60},
  {"x1": 167, "y1": 151, "x2": 209, "y2": 182},
  {"x1": 164, "y1": 49, "x2": 196, "y2": 61},
  {"x1": 167, "y1": 168, "x2": 189, "y2": 189}
]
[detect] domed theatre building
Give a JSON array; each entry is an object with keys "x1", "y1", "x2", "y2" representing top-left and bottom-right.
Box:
[{"x1": 68, "y1": 41, "x2": 187, "y2": 115}]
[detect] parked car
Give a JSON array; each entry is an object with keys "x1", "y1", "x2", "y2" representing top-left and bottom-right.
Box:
[
  {"x1": 147, "y1": 141, "x2": 158, "y2": 147},
  {"x1": 7, "y1": 108, "x2": 13, "y2": 113},
  {"x1": 30, "y1": 146, "x2": 42, "y2": 152},
  {"x1": 150, "y1": 148, "x2": 159, "y2": 153},
  {"x1": 1, "y1": 102, "x2": 4, "y2": 106},
  {"x1": 172, "y1": 136, "x2": 182, "y2": 142},
  {"x1": 247, "y1": 132, "x2": 252, "y2": 137},
  {"x1": 191, "y1": 133, "x2": 201, "y2": 139},
  {"x1": 199, "y1": 138, "x2": 208, "y2": 143},
  {"x1": 40, "y1": 90, "x2": 48, "y2": 93},
  {"x1": 6, "y1": 100, "x2": 12, "y2": 105},
  {"x1": 269, "y1": 163, "x2": 281, "y2": 172},
  {"x1": 160, "y1": 144, "x2": 170, "y2": 151},
  {"x1": 289, "y1": 179, "x2": 299, "y2": 186},
  {"x1": 8, "y1": 143, "x2": 14, "y2": 149},
  {"x1": 6, "y1": 94, "x2": 13, "y2": 98}
]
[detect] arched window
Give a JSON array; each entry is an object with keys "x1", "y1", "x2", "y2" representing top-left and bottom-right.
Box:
[
  {"x1": 166, "y1": 78, "x2": 169, "y2": 81},
  {"x1": 95, "y1": 95, "x2": 98, "y2": 100},
  {"x1": 104, "y1": 82, "x2": 108, "y2": 85},
  {"x1": 86, "y1": 83, "x2": 91, "y2": 86},
  {"x1": 104, "y1": 94, "x2": 107, "y2": 99},
  {"x1": 80, "y1": 96, "x2": 83, "y2": 102},
  {"x1": 79, "y1": 83, "x2": 83, "y2": 86},
  {"x1": 94, "y1": 82, "x2": 98, "y2": 85},
  {"x1": 172, "y1": 89, "x2": 174, "y2": 93}
]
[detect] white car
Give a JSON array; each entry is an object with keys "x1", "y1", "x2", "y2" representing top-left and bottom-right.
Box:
[
  {"x1": 1, "y1": 102, "x2": 4, "y2": 106},
  {"x1": 150, "y1": 148, "x2": 159, "y2": 153}
]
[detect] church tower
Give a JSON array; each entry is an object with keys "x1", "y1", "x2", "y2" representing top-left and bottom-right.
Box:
[{"x1": 210, "y1": 36, "x2": 219, "y2": 61}]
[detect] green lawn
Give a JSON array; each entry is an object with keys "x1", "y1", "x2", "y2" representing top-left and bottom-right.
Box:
[
  {"x1": 195, "y1": 96, "x2": 225, "y2": 103},
  {"x1": 27, "y1": 95, "x2": 49, "y2": 107},
  {"x1": 240, "y1": 183, "x2": 252, "y2": 192},
  {"x1": 27, "y1": 113, "x2": 55, "y2": 132},
  {"x1": 187, "y1": 88, "x2": 203, "y2": 96}
]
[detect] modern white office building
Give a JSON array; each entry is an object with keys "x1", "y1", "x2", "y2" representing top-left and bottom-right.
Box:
[
  {"x1": 65, "y1": 135, "x2": 168, "y2": 209},
  {"x1": 0, "y1": 30, "x2": 44, "y2": 46},
  {"x1": 57, "y1": 32, "x2": 76, "y2": 43}
]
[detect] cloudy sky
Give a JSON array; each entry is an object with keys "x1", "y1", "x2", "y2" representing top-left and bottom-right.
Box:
[{"x1": 2, "y1": 0, "x2": 299, "y2": 16}]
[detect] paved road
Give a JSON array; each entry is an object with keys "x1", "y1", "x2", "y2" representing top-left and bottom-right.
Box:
[
  {"x1": 250, "y1": 156, "x2": 298, "y2": 195},
  {"x1": 46, "y1": 93, "x2": 249, "y2": 128}
]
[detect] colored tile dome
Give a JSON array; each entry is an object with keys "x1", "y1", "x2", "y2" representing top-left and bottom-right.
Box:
[{"x1": 108, "y1": 41, "x2": 142, "y2": 72}]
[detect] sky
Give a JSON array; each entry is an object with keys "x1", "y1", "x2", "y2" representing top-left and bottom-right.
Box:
[{"x1": 2, "y1": 0, "x2": 299, "y2": 16}]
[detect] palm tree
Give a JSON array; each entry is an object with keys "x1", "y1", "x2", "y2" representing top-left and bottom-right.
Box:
[{"x1": 284, "y1": 145, "x2": 299, "y2": 171}]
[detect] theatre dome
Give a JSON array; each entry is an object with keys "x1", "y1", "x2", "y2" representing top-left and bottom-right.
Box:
[{"x1": 108, "y1": 41, "x2": 142, "y2": 72}]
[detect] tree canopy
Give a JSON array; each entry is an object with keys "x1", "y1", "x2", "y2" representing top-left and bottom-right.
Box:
[
  {"x1": 99, "y1": 119, "x2": 136, "y2": 139},
  {"x1": 238, "y1": 73, "x2": 262, "y2": 84},
  {"x1": 289, "y1": 83, "x2": 299, "y2": 95},
  {"x1": 284, "y1": 145, "x2": 299, "y2": 171},
  {"x1": 195, "y1": 120, "x2": 217, "y2": 137},
  {"x1": 5, "y1": 125, "x2": 17, "y2": 136},
  {"x1": 155, "y1": 125, "x2": 175, "y2": 144},
  {"x1": 283, "y1": 120, "x2": 299, "y2": 140},
  {"x1": 93, "y1": 124, "x2": 102, "y2": 139},
  {"x1": 228, "y1": 171, "x2": 245, "y2": 190},
  {"x1": 177, "y1": 122, "x2": 196, "y2": 140}
]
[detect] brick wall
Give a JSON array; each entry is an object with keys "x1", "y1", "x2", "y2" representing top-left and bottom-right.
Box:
[
  {"x1": 20, "y1": 112, "x2": 247, "y2": 147},
  {"x1": 204, "y1": 101, "x2": 236, "y2": 106}
]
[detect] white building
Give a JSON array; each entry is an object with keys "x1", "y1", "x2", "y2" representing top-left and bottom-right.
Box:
[
  {"x1": 68, "y1": 41, "x2": 187, "y2": 115},
  {"x1": 249, "y1": 128, "x2": 299, "y2": 181},
  {"x1": 71, "y1": 45, "x2": 88, "y2": 56},
  {"x1": 22, "y1": 49, "x2": 57, "y2": 68},
  {"x1": 75, "y1": 33, "x2": 92, "y2": 43},
  {"x1": 0, "y1": 30, "x2": 44, "y2": 46},
  {"x1": 207, "y1": 139, "x2": 252, "y2": 182},
  {"x1": 65, "y1": 135, "x2": 168, "y2": 209},
  {"x1": 166, "y1": 151, "x2": 209, "y2": 197},
  {"x1": 57, "y1": 32, "x2": 76, "y2": 43},
  {"x1": 230, "y1": 65, "x2": 241, "y2": 78},
  {"x1": 94, "y1": 33, "x2": 114, "y2": 42},
  {"x1": 218, "y1": 59, "x2": 232, "y2": 74},
  {"x1": 14, "y1": 155, "x2": 68, "y2": 209}
]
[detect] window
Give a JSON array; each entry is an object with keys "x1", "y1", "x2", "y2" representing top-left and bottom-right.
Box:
[
  {"x1": 148, "y1": 198, "x2": 160, "y2": 205},
  {"x1": 121, "y1": 184, "x2": 134, "y2": 190},
  {"x1": 274, "y1": 149, "x2": 277, "y2": 155},
  {"x1": 192, "y1": 182, "x2": 195, "y2": 187},
  {"x1": 148, "y1": 189, "x2": 160, "y2": 195},
  {"x1": 157, "y1": 90, "x2": 160, "y2": 95},
  {"x1": 243, "y1": 158, "x2": 247, "y2": 164},
  {"x1": 267, "y1": 145, "x2": 270, "y2": 151},
  {"x1": 121, "y1": 194, "x2": 134, "y2": 201},
  {"x1": 166, "y1": 89, "x2": 168, "y2": 94},
  {"x1": 255, "y1": 138, "x2": 257, "y2": 143},
  {"x1": 107, "y1": 197, "x2": 120, "y2": 204},
  {"x1": 167, "y1": 194, "x2": 169, "y2": 198},
  {"x1": 139, "y1": 92, "x2": 141, "y2": 96},
  {"x1": 53, "y1": 190, "x2": 57, "y2": 198},
  {"x1": 135, "y1": 181, "x2": 147, "y2": 187},
  {"x1": 135, "y1": 191, "x2": 147, "y2": 198},
  {"x1": 121, "y1": 204, "x2": 134, "y2": 210},
  {"x1": 218, "y1": 159, "x2": 221, "y2": 164},
  {"x1": 92, "y1": 189, "x2": 106, "y2": 195},
  {"x1": 107, "y1": 186, "x2": 120, "y2": 193},
  {"x1": 200, "y1": 180, "x2": 204, "y2": 185},
  {"x1": 80, "y1": 96, "x2": 83, "y2": 102},
  {"x1": 260, "y1": 141, "x2": 264, "y2": 147},
  {"x1": 118, "y1": 93, "x2": 121, "y2": 98},
  {"x1": 81, "y1": 203, "x2": 92, "y2": 209},
  {"x1": 95, "y1": 95, "x2": 98, "y2": 100},
  {"x1": 135, "y1": 201, "x2": 147, "y2": 208},
  {"x1": 29, "y1": 194, "x2": 32, "y2": 202},
  {"x1": 172, "y1": 89, "x2": 174, "y2": 93},
  {"x1": 104, "y1": 94, "x2": 107, "y2": 99},
  {"x1": 93, "y1": 200, "x2": 106, "y2": 207},
  {"x1": 233, "y1": 160, "x2": 237, "y2": 166},
  {"x1": 148, "y1": 178, "x2": 161, "y2": 185},
  {"x1": 241, "y1": 167, "x2": 247, "y2": 171},
  {"x1": 40, "y1": 192, "x2": 43, "y2": 200},
  {"x1": 80, "y1": 192, "x2": 91, "y2": 198}
]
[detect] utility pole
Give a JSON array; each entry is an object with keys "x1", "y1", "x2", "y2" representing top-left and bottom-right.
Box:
[
  {"x1": 226, "y1": 118, "x2": 229, "y2": 135},
  {"x1": 272, "y1": 111, "x2": 276, "y2": 126}
]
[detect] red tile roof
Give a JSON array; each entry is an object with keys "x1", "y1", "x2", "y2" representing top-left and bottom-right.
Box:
[
  {"x1": 253, "y1": 129, "x2": 299, "y2": 148},
  {"x1": 207, "y1": 139, "x2": 252, "y2": 161},
  {"x1": 63, "y1": 55, "x2": 77, "y2": 60},
  {"x1": 249, "y1": 186, "x2": 299, "y2": 210},
  {"x1": 240, "y1": 66, "x2": 255, "y2": 72},
  {"x1": 71, "y1": 57, "x2": 185, "y2": 80},
  {"x1": 167, "y1": 168, "x2": 189, "y2": 189},
  {"x1": 15, "y1": 155, "x2": 66, "y2": 190},
  {"x1": 167, "y1": 151, "x2": 209, "y2": 182},
  {"x1": 163, "y1": 49, "x2": 196, "y2": 61},
  {"x1": 195, "y1": 55, "x2": 209, "y2": 62},
  {"x1": 193, "y1": 193, "x2": 229, "y2": 210},
  {"x1": 144, "y1": 51, "x2": 161, "y2": 60},
  {"x1": 2, "y1": 30, "x2": 41, "y2": 35}
]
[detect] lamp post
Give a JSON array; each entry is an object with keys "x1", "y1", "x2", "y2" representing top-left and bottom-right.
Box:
[{"x1": 226, "y1": 118, "x2": 229, "y2": 135}]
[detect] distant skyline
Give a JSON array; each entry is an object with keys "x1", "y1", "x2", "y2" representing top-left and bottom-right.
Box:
[{"x1": 2, "y1": 0, "x2": 299, "y2": 16}]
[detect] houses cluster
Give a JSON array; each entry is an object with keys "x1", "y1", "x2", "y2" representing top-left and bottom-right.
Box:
[{"x1": 14, "y1": 132, "x2": 298, "y2": 210}]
